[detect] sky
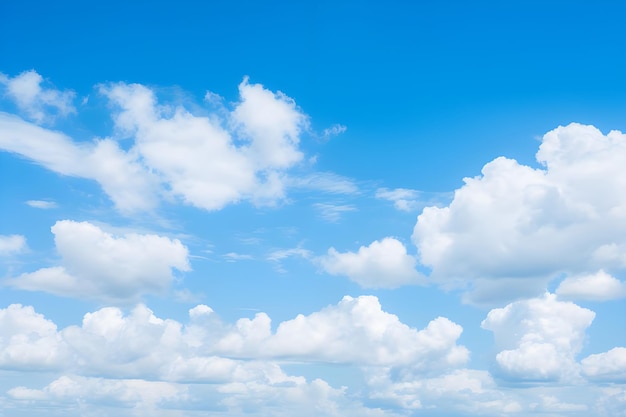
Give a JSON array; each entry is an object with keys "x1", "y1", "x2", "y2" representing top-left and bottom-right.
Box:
[{"x1": 1, "y1": 1, "x2": 626, "y2": 416}]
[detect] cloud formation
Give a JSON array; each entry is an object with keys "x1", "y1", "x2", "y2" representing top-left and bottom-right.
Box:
[
  {"x1": 0, "y1": 70, "x2": 76, "y2": 123},
  {"x1": 9, "y1": 220, "x2": 190, "y2": 302},
  {"x1": 0, "y1": 234, "x2": 26, "y2": 255},
  {"x1": 481, "y1": 293, "x2": 595, "y2": 381},
  {"x1": 413, "y1": 123, "x2": 626, "y2": 303},
  {"x1": 320, "y1": 238, "x2": 423, "y2": 288},
  {"x1": 0, "y1": 72, "x2": 313, "y2": 213}
]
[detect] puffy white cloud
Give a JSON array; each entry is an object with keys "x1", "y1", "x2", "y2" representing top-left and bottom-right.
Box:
[
  {"x1": 413, "y1": 123, "x2": 626, "y2": 304},
  {"x1": 581, "y1": 347, "x2": 626, "y2": 382},
  {"x1": 0, "y1": 234, "x2": 26, "y2": 255},
  {"x1": 556, "y1": 270, "x2": 626, "y2": 301},
  {"x1": 0, "y1": 70, "x2": 75, "y2": 123},
  {"x1": 8, "y1": 375, "x2": 187, "y2": 414},
  {"x1": 481, "y1": 293, "x2": 595, "y2": 381},
  {"x1": 320, "y1": 238, "x2": 424, "y2": 288},
  {"x1": 0, "y1": 74, "x2": 317, "y2": 213},
  {"x1": 9, "y1": 220, "x2": 190, "y2": 302},
  {"x1": 0, "y1": 304, "x2": 65, "y2": 370},
  {"x1": 364, "y1": 367, "x2": 522, "y2": 414}
]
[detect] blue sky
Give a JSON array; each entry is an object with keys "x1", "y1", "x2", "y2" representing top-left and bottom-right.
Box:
[{"x1": 1, "y1": 1, "x2": 626, "y2": 416}]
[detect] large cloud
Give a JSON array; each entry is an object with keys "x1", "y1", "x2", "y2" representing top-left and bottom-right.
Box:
[
  {"x1": 413, "y1": 123, "x2": 626, "y2": 304},
  {"x1": 8, "y1": 220, "x2": 190, "y2": 302},
  {"x1": 0, "y1": 71, "x2": 318, "y2": 213},
  {"x1": 481, "y1": 293, "x2": 595, "y2": 381},
  {"x1": 319, "y1": 238, "x2": 424, "y2": 288}
]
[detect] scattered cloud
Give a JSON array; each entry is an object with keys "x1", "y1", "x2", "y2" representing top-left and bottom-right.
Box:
[
  {"x1": 314, "y1": 203, "x2": 356, "y2": 222},
  {"x1": 556, "y1": 270, "x2": 626, "y2": 301},
  {"x1": 0, "y1": 234, "x2": 26, "y2": 255},
  {"x1": 288, "y1": 172, "x2": 359, "y2": 194},
  {"x1": 8, "y1": 220, "x2": 190, "y2": 302},
  {"x1": 375, "y1": 187, "x2": 421, "y2": 211},
  {"x1": 319, "y1": 238, "x2": 424, "y2": 288},
  {"x1": 481, "y1": 293, "x2": 595, "y2": 381},
  {"x1": 0, "y1": 70, "x2": 76, "y2": 123},
  {"x1": 322, "y1": 123, "x2": 347, "y2": 139},
  {"x1": 413, "y1": 123, "x2": 626, "y2": 304},
  {"x1": 581, "y1": 347, "x2": 626, "y2": 382},
  {"x1": 223, "y1": 252, "x2": 254, "y2": 262},
  {"x1": 25, "y1": 199, "x2": 58, "y2": 209}
]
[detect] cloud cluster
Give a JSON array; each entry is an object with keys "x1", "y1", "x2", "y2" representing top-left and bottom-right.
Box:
[
  {"x1": 481, "y1": 293, "x2": 595, "y2": 381},
  {"x1": 9, "y1": 220, "x2": 190, "y2": 302},
  {"x1": 0, "y1": 70, "x2": 75, "y2": 123},
  {"x1": 319, "y1": 238, "x2": 423, "y2": 288},
  {"x1": 0, "y1": 72, "x2": 312, "y2": 213},
  {"x1": 413, "y1": 123, "x2": 626, "y2": 304}
]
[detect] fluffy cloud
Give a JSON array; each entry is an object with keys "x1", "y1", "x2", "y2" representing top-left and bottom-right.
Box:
[
  {"x1": 0, "y1": 70, "x2": 75, "y2": 123},
  {"x1": 481, "y1": 293, "x2": 595, "y2": 381},
  {"x1": 0, "y1": 73, "x2": 313, "y2": 213},
  {"x1": 320, "y1": 238, "x2": 424, "y2": 288},
  {"x1": 0, "y1": 234, "x2": 26, "y2": 255},
  {"x1": 9, "y1": 220, "x2": 190, "y2": 302},
  {"x1": 556, "y1": 270, "x2": 626, "y2": 301},
  {"x1": 581, "y1": 347, "x2": 626, "y2": 382},
  {"x1": 413, "y1": 123, "x2": 626, "y2": 304}
]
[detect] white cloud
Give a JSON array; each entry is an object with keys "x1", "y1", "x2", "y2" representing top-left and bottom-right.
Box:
[
  {"x1": 0, "y1": 234, "x2": 26, "y2": 255},
  {"x1": 375, "y1": 188, "x2": 421, "y2": 212},
  {"x1": 223, "y1": 252, "x2": 254, "y2": 262},
  {"x1": 319, "y1": 238, "x2": 424, "y2": 288},
  {"x1": 481, "y1": 293, "x2": 595, "y2": 381},
  {"x1": 314, "y1": 203, "x2": 356, "y2": 222},
  {"x1": 9, "y1": 220, "x2": 190, "y2": 302},
  {"x1": 556, "y1": 270, "x2": 626, "y2": 301},
  {"x1": 0, "y1": 70, "x2": 75, "y2": 123},
  {"x1": 0, "y1": 113, "x2": 160, "y2": 212},
  {"x1": 0, "y1": 304, "x2": 65, "y2": 370},
  {"x1": 288, "y1": 172, "x2": 359, "y2": 194},
  {"x1": 0, "y1": 74, "x2": 319, "y2": 213},
  {"x1": 413, "y1": 123, "x2": 626, "y2": 304},
  {"x1": 581, "y1": 347, "x2": 626, "y2": 382},
  {"x1": 25, "y1": 199, "x2": 58, "y2": 209},
  {"x1": 322, "y1": 123, "x2": 347, "y2": 139}
]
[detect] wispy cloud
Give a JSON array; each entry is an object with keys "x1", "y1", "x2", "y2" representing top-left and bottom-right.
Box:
[{"x1": 314, "y1": 203, "x2": 356, "y2": 222}]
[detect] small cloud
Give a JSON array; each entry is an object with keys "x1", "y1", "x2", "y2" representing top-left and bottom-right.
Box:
[
  {"x1": 0, "y1": 235, "x2": 27, "y2": 255},
  {"x1": 267, "y1": 248, "x2": 313, "y2": 262},
  {"x1": 314, "y1": 203, "x2": 356, "y2": 222},
  {"x1": 322, "y1": 124, "x2": 347, "y2": 139},
  {"x1": 25, "y1": 200, "x2": 58, "y2": 209},
  {"x1": 289, "y1": 172, "x2": 359, "y2": 195},
  {"x1": 376, "y1": 187, "x2": 421, "y2": 211},
  {"x1": 223, "y1": 252, "x2": 254, "y2": 262}
]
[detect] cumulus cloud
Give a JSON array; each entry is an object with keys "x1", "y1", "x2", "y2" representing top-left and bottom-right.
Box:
[
  {"x1": 0, "y1": 234, "x2": 26, "y2": 255},
  {"x1": 556, "y1": 270, "x2": 626, "y2": 301},
  {"x1": 8, "y1": 220, "x2": 190, "y2": 302},
  {"x1": 481, "y1": 293, "x2": 595, "y2": 381},
  {"x1": 413, "y1": 123, "x2": 626, "y2": 304},
  {"x1": 0, "y1": 70, "x2": 75, "y2": 123},
  {"x1": 319, "y1": 238, "x2": 424, "y2": 288},
  {"x1": 581, "y1": 347, "x2": 626, "y2": 382},
  {"x1": 0, "y1": 73, "x2": 316, "y2": 213}
]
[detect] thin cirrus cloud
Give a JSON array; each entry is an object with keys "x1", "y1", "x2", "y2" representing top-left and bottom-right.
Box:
[
  {"x1": 7, "y1": 220, "x2": 190, "y2": 302},
  {"x1": 412, "y1": 123, "x2": 626, "y2": 304}
]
